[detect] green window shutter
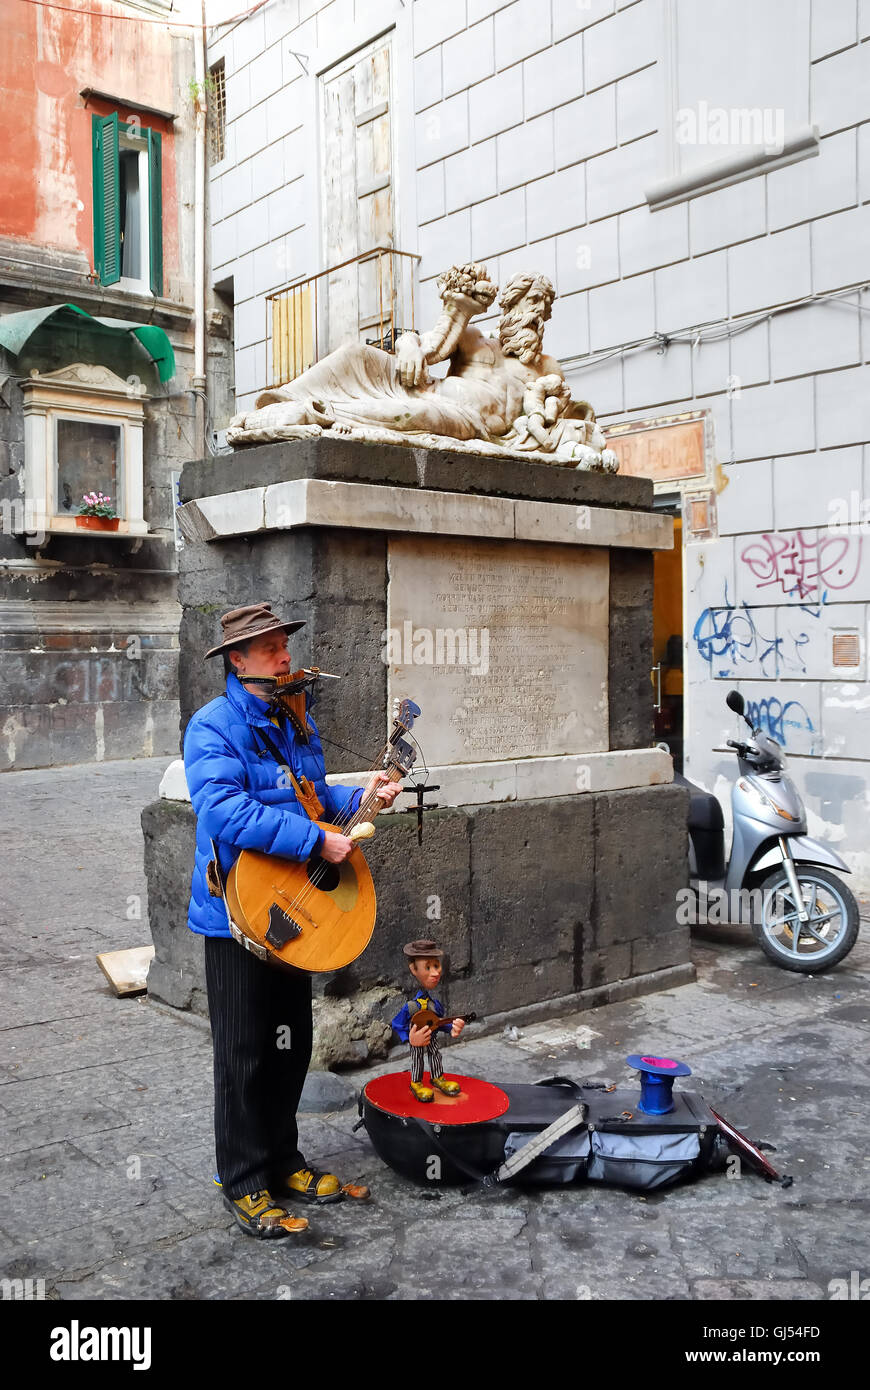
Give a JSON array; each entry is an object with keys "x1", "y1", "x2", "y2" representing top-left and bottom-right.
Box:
[
  {"x1": 147, "y1": 127, "x2": 163, "y2": 298},
  {"x1": 92, "y1": 112, "x2": 120, "y2": 286}
]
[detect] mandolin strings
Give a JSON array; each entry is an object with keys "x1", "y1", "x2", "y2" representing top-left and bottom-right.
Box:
[
  {"x1": 275, "y1": 708, "x2": 413, "y2": 924},
  {"x1": 281, "y1": 762, "x2": 403, "y2": 922},
  {"x1": 275, "y1": 739, "x2": 397, "y2": 920}
]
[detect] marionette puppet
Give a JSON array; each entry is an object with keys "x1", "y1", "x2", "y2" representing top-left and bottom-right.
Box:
[{"x1": 390, "y1": 939, "x2": 467, "y2": 1102}]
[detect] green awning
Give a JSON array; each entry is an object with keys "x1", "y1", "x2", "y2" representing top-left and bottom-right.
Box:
[{"x1": 0, "y1": 303, "x2": 175, "y2": 383}]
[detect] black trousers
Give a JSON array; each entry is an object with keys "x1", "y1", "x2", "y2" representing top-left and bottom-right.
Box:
[{"x1": 204, "y1": 936, "x2": 313, "y2": 1200}]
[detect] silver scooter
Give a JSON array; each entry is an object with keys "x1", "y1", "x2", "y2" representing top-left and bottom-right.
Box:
[{"x1": 678, "y1": 689, "x2": 859, "y2": 972}]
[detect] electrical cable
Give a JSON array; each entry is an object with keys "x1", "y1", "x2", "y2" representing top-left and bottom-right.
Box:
[
  {"x1": 560, "y1": 280, "x2": 870, "y2": 374},
  {"x1": 13, "y1": 0, "x2": 269, "y2": 30},
  {"x1": 317, "y1": 732, "x2": 381, "y2": 765}
]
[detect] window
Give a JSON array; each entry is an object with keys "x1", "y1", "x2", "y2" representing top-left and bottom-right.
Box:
[
  {"x1": 92, "y1": 112, "x2": 163, "y2": 295},
  {"x1": 21, "y1": 364, "x2": 147, "y2": 538},
  {"x1": 320, "y1": 35, "x2": 395, "y2": 350},
  {"x1": 208, "y1": 60, "x2": 226, "y2": 166}
]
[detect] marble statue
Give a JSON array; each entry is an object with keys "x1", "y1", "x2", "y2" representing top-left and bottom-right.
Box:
[{"x1": 226, "y1": 262, "x2": 619, "y2": 472}]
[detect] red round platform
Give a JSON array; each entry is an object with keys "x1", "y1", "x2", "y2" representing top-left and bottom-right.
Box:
[{"x1": 364, "y1": 1071, "x2": 510, "y2": 1124}]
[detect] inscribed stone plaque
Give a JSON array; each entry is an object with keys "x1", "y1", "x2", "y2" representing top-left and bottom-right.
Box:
[
  {"x1": 607, "y1": 415, "x2": 707, "y2": 482},
  {"x1": 386, "y1": 536, "x2": 609, "y2": 764}
]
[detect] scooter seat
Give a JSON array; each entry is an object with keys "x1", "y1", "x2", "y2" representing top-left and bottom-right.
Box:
[{"x1": 674, "y1": 773, "x2": 724, "y2": 832}]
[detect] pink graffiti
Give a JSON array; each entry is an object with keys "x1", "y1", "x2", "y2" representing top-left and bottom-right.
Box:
[{"x1": 739, "y1": 530, "x2": 862, "y2": 601}]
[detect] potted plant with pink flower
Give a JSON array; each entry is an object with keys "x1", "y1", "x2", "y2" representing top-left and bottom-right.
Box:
[{"x1": 75, "y1": 492, "x2": 120, "y2": 531}]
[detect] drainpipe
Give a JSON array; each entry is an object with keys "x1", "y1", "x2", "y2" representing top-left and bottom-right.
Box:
[{"x1": 191, "y1": 2, "x2": 208, "y2": 458}]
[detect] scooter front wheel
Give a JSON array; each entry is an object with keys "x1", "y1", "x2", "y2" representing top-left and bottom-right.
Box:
[{"x1": 754, "y1": 866, "x2": 860, "y2": 972}]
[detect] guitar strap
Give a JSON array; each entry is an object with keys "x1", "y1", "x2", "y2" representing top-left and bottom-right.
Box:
[
  {"x1": 254, "y1": 725, "x2": 325, "y2": 822},
  {"x1": 207, "y1": 837, "x2": 269, "y2": 962}
]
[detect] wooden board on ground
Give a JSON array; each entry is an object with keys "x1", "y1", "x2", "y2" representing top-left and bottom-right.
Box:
[{"x1": 96, "y1": 945, "x2": 155, "y2": 996}]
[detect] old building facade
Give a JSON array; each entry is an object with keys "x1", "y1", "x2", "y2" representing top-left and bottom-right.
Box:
[{"x1": 0, "y1": 0, "x2": 234, "y2": 770}]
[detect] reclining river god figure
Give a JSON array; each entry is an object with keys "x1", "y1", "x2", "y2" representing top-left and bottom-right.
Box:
[{"x1": 226, "y1": 261, "x2": 619, "y2": 472}]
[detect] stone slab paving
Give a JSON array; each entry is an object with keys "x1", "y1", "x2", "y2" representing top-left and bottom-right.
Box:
[{"x1": 1, "y1": 756, "x2": 869, "y2": 1301}]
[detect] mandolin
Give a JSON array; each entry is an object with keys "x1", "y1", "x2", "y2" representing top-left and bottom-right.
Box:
[
  {"x1": 224, "y1": 700, "x2": 421, "y2": 974},
  {"x1": 410, "y1": 1009, "x2": 478, "y2": 1032}
]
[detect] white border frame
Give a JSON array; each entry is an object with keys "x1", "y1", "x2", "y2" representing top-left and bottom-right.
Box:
[{"x1": 21, "y1": 366, "x2": 148, "y2": 538}]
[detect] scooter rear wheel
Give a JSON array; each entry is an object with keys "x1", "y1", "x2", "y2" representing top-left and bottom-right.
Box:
[{"x1": 754, "y1": 866, "x2": 860, "y2": 972}]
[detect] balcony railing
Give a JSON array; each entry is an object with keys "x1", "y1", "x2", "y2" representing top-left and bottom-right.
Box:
[{"x1": 265, "y1": 246, "x2": 421, "y2": 390}]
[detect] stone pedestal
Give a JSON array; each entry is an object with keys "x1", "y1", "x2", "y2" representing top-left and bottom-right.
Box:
[{"x1": 143, "y1": 436, "x2": 692, "y2": 1060}]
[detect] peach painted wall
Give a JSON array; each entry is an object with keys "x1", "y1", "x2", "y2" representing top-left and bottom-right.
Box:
[{"x1": 0, "y1": 0, "x2": 187, "y2": 279}]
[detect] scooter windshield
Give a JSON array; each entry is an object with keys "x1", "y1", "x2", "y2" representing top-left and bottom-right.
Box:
[{"x1": 754, "y1": 730, "x2": 787, "y2": 770}]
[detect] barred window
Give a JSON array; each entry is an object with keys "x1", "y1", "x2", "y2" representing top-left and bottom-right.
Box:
[{"x1": 208, "y1": 59, "x2": 226, "y2": 166}]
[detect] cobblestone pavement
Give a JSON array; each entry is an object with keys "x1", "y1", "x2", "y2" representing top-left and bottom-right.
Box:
[{"x1": 1, "y1": 757, "x2": 869, "y2": 1301}]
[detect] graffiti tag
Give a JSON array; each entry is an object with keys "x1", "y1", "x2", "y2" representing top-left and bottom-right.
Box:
[
  {"x1": 692, "y1": 585, "x2": 814, "y2": 677},
  {"x1": 739, "y1": 531, "x2": 862, "y2": 602},
  {"x1": 745, "y1": 697, "x2": 815, "y2": 747}
]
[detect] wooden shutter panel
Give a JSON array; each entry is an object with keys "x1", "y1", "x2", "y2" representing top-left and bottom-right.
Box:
[
  {"x1": 320, "y1": 37, "x2": 394, "y2": 352},
  {"x1": 147, "y1": 127, "x2": 163, "y2": 298},
  {"x1": 92, "y1": 112, "x2": 120, "y2": 286}
]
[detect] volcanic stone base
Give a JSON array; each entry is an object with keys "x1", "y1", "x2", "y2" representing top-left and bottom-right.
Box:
[
  {"x1": 177, "y1": 529, "x2": 652, "y2": 770},
  {"x1": 176, "y1": 434, "x2": 659, "y2": 763},
  {"x1": 177, "y1": 528, "x2": 387, "y2": 774},
  {"x1": 141, "y1": 799, "x2": 208, "y2": 1015},
  {"x1": 142, "y1": 782, "x2": 691, "y2": 1062},
  {"x1": 180, "y1": 432, "x2": 653, "y2": 510}
]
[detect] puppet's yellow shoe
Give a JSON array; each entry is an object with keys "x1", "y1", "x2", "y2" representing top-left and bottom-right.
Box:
[
  {"x1": 431, "y1": 1076, "x2": 461, "y2": 1097},
  {"x1": 410, "y1": 1081, "x2": 435, "y2": 1103}
]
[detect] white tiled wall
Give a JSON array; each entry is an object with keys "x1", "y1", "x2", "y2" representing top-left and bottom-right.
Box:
[{"x1": 208, "y1": 0, "x2": 870, "y2": 881}]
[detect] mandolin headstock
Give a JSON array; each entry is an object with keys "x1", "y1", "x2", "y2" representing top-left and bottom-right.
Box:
[
  {"x1": 387, "y1": 700, "x2": 421, "y2": 777},
  {"x1": 391, "y1": 699, "x2": 421, "y2": 737}
]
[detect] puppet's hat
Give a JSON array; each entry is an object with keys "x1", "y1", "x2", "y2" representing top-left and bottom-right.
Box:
[{"x1": 402, "y1": 939, "x2": 444, "y2": 960}]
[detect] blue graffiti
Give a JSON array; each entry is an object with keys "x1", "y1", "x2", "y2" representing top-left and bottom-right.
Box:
[
  {"x1": 745, "y1": 697, "x2": 814, "y2": 747},
  {"x1": 693, "y1": 583, "x2": 816, "y2": 677}
]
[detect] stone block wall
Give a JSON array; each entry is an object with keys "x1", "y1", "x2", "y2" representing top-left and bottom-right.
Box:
[
  {"x1": 143, "y1": 780, "x2": 690, "y2": 1043},
  {"x1": 178, "y1": 526, "x2": 387, "y2": 774}
]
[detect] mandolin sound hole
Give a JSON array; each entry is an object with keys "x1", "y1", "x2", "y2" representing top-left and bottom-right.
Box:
[{"x1": 306, "y1": 857, "x2": 341, "y2": 893}]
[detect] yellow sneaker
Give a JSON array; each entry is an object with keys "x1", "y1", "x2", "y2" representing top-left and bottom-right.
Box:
[
  {"x1": 222, "y1": 1189, "x2": 309, "y2": 1238},
  {"x1": 410, "y1": 1080, "x2": 435, "y2": 1103},
  {"x1": 431, "y1": 1075, "x2": 461, "y2": 1097},
  {"x1": 282, "y1": 1167, "x2": 344, "y2": 1205}
]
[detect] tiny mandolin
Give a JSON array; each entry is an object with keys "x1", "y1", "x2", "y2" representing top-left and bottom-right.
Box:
[{"x1": 410, "y1": 1009, "x2": 478, "y2": 1031}]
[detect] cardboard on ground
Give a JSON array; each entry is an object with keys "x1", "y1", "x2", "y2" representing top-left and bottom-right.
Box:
[{"x1": 96, "y1": 945, "x2": 155, "y2": 996}]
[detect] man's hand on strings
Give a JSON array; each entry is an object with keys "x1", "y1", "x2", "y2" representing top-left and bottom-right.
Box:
[
  {"x1": 365, "y1": 771, "x2": 403, "y2": 807},
  {"x1": 320, "y1": 831, "x2": 355, "y2": 864},
  {"x1": 409, "y1": 1023, "x2": 433, "y2": 1047}
]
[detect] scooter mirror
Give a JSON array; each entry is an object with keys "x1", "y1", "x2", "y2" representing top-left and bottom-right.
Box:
[{"x1": 725, "y1": 690, "x2": 745, "y2": 716}]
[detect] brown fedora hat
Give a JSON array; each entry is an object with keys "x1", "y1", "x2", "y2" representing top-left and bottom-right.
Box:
[
  {"x1": 204, "y1": 602, "x2": 305, "y2": 659},
  {"x1": 402, "y1": 939, "x2": 444, "y2": 960}
]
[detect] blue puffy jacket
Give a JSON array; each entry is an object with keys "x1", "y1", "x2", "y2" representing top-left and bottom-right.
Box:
[{"x1": 183, "y1": 672, "x2": 364, "y2": 938}]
